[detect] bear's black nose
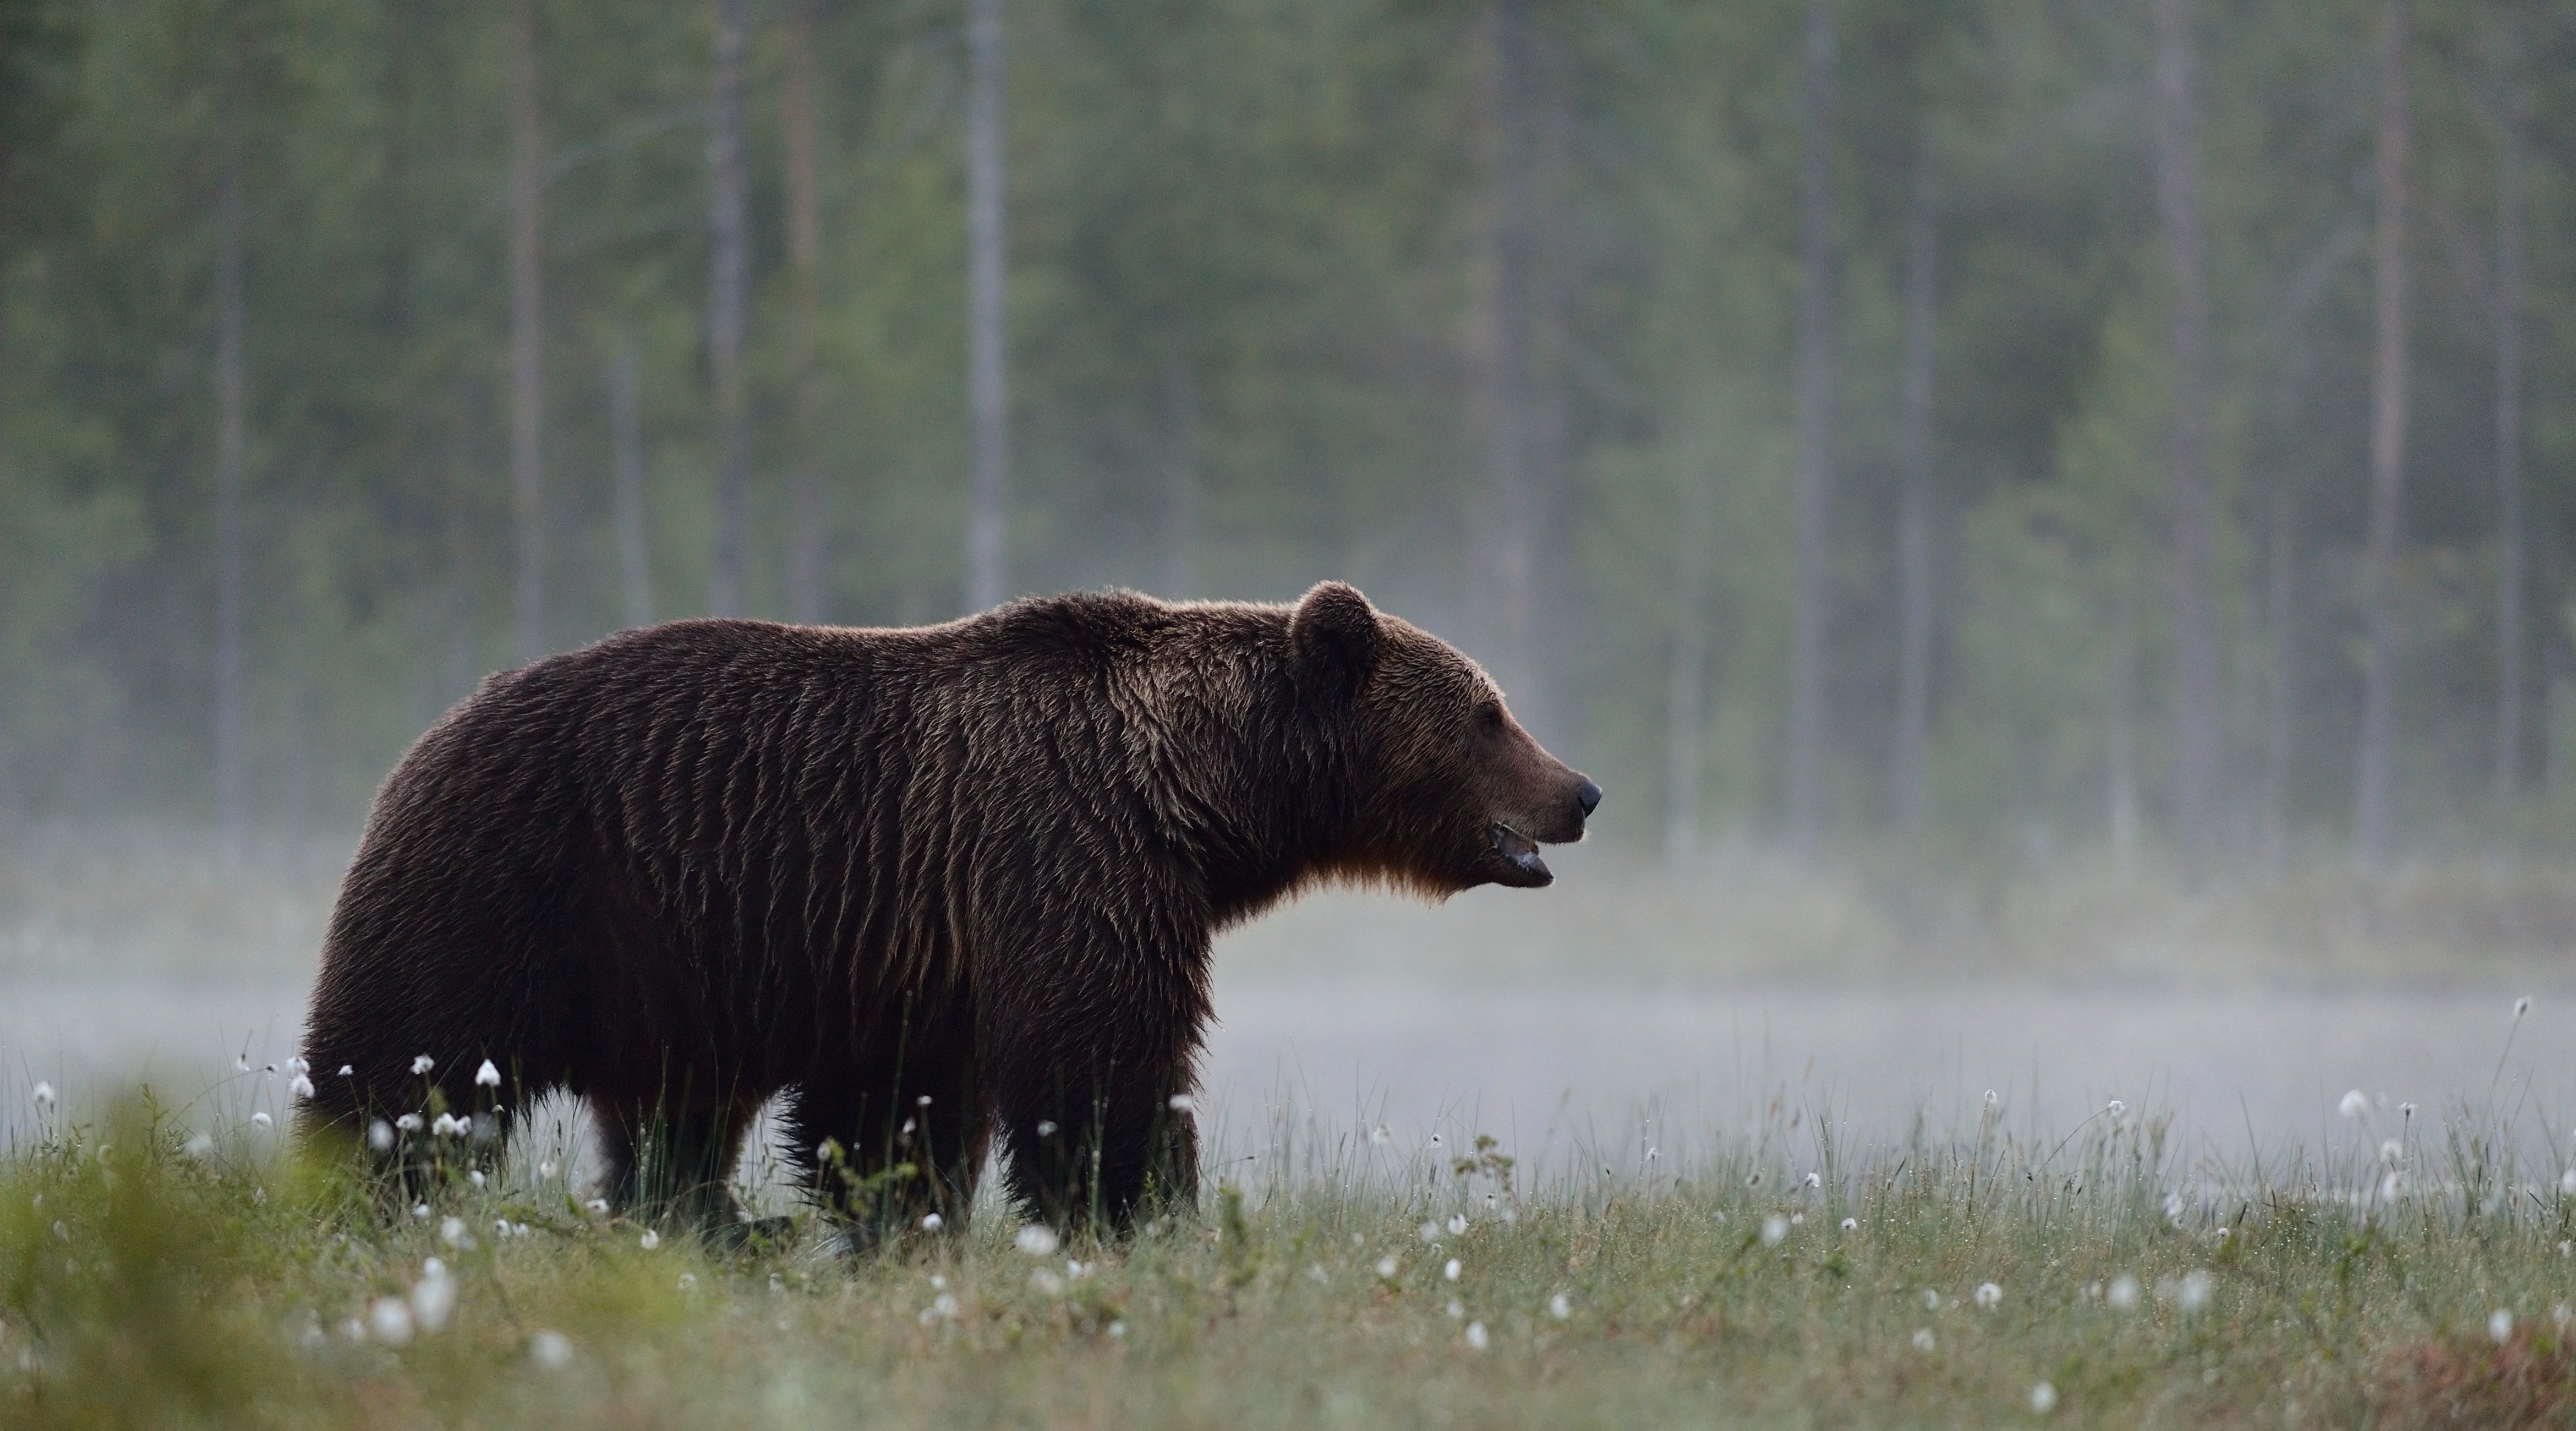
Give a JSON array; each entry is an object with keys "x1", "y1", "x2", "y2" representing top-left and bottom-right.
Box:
[{"x1": 1574, "y1": 780, "x2": 1603, "y2": 819}]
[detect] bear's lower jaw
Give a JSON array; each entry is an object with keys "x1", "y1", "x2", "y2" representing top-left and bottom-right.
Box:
[{"x1": 1488, "y1": 822, "x2": 1554, "y2": 886}]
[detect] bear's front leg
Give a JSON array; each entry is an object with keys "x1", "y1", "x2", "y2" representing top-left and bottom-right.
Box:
[
  {"x1": 993, "y1": 1064, "x2": 1199, "y2": 1233},
  {"x1": 980, "y1": 982, "x2": 1205, "y2": 1232}
]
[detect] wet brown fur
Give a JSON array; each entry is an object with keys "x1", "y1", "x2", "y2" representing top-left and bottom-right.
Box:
[{"x1": 298, "y1": 582, "x2": 1595, "y2": 1236}]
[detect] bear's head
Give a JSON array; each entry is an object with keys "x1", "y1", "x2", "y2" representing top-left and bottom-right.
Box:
[{"x1": 1291, "y1": 581, "x2": 1601, "y2": 892}]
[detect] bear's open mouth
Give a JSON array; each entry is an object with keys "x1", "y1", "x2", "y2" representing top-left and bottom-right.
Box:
[{"x1": 1489, "y1": 822, "x2": 1550, "y2": 881}]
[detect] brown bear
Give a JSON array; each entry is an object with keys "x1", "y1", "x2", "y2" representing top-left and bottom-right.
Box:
[{"x1": 298, "y1": 581, "x2": 1598, "y2": 1237}]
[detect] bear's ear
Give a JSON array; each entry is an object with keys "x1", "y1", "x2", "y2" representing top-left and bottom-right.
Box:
[{"x1": 1290, "y1": 581, "x2": 1382, "y2": 694}]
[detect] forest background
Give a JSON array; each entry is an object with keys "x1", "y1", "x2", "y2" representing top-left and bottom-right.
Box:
[{"x1": 1, "y1": 0, "x2": 2571, "y2": 888}]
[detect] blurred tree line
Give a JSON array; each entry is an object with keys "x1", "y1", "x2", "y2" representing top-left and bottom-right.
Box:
[{"x1": 1, "y1": 0, "x2": 2572, "y2": 871}]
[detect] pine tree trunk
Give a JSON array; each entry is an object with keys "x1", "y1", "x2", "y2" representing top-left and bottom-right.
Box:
[
  {"x1": 962, "y1": 0, "x2": 1009, "y2": 613},
  {"x1": 2261, "y1": 226, "x2": 2359, "y2": 875},
  {"x1": 508, "y1": 0, "x2": 545, "y2": 660},
  {"x1": 1663, "y1": 475, "x2": 1713, "y2": 871},
  {"x1": 1892, "y1": 151, "x2": 1935, "y2": 838},
  {"x1": 2110, "y1": 598, "x2": 2140, "y2": 880},
  {"x1": 707, "y1": 0, "x2": 750, "y2": 618},
  {"x1": 212, "y1": 91, "x2": 248, "y2": 860},
  {"x1": 1475, "y1": 1, "x2": 1544, "y2": 735},
  {"x1": 1786, "y1": 0, "x2": 1835, "y2": 860},
  {"x1": 2153, "y1": 0, "x2": 2221, "y2": 866},
  {"x1": 609, "y1": 337, "x2": 653, "y2": 630},
  {"x1": 2354, "y1": 0, "x2": 2411, "y2": 867},
  {"x1": 380, "y1": 0, "x2": 414, "y2": 339},
  {"x1": 1160, "y1": 333, "x2": 1199, "y2": 599},
  {"x1": 783, "y1": 0, "x2": 827, "y2": 625},
  {"x1": 2262, "y1": 485, "x2": 2296, "y2": 874},
  {"x1": 2492, "y1": 108, "x2": 2525, "y2": 799}
]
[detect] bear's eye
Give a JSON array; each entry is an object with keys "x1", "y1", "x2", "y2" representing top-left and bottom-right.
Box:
[{"x1": 1474, "y1": 705, "x2": 1505, "y2": 738}]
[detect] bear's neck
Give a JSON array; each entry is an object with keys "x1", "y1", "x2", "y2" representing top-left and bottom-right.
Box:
[{"x1": 1166, "y1": 648, "x2": 1362, "y2": 931}]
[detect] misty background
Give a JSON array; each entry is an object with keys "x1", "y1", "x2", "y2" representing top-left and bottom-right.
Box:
[{"x1": 4, "y1": 0, "x2": 2575, "y2": 1160}]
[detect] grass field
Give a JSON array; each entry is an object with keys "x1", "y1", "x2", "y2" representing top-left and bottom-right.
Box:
[{"x1": 4, "y1": 1086, "x2": 2574, "y2": 1429}]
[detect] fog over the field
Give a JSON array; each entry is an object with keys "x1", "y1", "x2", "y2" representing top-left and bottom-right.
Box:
[{"x1": 6, "y1": 2, "x2": 2576, "y2": 1188}]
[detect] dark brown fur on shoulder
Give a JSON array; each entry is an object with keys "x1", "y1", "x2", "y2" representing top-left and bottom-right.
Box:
[{"x1": 299, "y1": 582, "x2": 1598, "y2": 1238}]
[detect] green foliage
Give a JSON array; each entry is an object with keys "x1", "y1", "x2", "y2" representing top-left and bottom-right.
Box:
[{"x1": 0, "y1": 0, "x2": 2570, "y2": 859}]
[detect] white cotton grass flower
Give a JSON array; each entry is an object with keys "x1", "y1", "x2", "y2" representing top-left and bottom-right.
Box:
[
  {"x1": 2381, "y1": 1139, "x2": 2405, "y2": 1167},
  {"x1": 1375, "y1": 1255, "x2": 1400, "y2": 1280},
  {"x1": 1548, "y1": 1292, "x2": 1572, "y2": 1320},
  {"x1": 2105, "y1": 1099, "x2": 2125, "y2": 1117},
  {"x1": 1975, "y1": 1282, "x2": 2003, "y2": 1309},
  {"x1": 1446, "y1": 1213, "x2": 1468, "y2": 1236},
  {"x1": 638, "y1": 1230, "x2": 660, "y2": 1250},
  {"x1": 1912, "y1": 1328, "x2": 1936, "y2": 1352},
  {"x1": 368, "y1": 1121, "x2": 395, "y2": 1153},
  {"x1": 410, "y1": 1055, "x2": 434, "y2": 1076},
  {"x1": 920, "y1": 1212, "x2": 944, "y2": 1231},
  {"x1": 367, "y1": 1296, "x2": 415, "y2": 1346},
  {"x1": 288, "y1": 1073, "x2": 314, "y2": 1101},
  {"x1": 676, "y1": 1272, "x2": 698, "y2": 1293},
  {"x1": 2169, "y1": 1270, "x2": 2213, "y2": 1314},
  {"x1": 2029, "y1": 1381, "x2": 2058, "y2": 1414},
  {"x1": 474, "y1": 1060, "x2": 501, "y2": 1088},
  {"x1": 2107, "y1": 1274, "x2": 2141, "y2": 1311},
  {"x1": 1368, "y1": 1124, "x2": 1392, "y2": 1145},
  {"x1": 430, "y1": 1112, "x2": 466, "y2": 1138},
  {"x1": 467, "y1": 1170, "x2": 485, "y2": 1188},
  {"x1": 1419, "y1": 1221, "x2": 1442, "y2": 1244},
  {"x1": 1802, "y1": 1172, "x2": 1822, "y2": 1189},
  {"x1": 529, "y1": 1330, "x2": 574, "y2": 1370},
  {"x1": 184, "y1": 1132, "x2": 215, "y2": 1160},
  {"x1": 1445, "y1": 1298, "x2": 1463, "y2": 1319},
  {"x1": 1463, "y1": 1320, "x2": 1489, "y2": 1351},
  {"x1": 585, "y1": 1198, "x2": 609, "y2": 1215},
  {"x1": 1761, "y1": 1215, "x2": 1789, "y2": 1247},
  {"x1": 440, "y1": 1217, "x2": 469, "y2": 1249},
  {"x1": 411, "y1": 1260, "x2": 457, "y2": 1334},
  {"x1": 2515, "y1": 996, "x2": 2533, "y2": 1018},
  {"x1": 1840, "y1": 1217, "x2": 1858, "y2": 1232},
  {"x1": 1922, "y1": 1289, "x2": 1940, "y2": 1311},
  {"x1": 1014, "y1": 1224, "x2": 1059, "y2": 1257},
  {"x1": 395, "y1": 1113, "x2": 424, "y2": 1133},
  {"x1": 30, "y1": 1081, "x2": 55, "y2": 1110},
  {"x1": 338, "y1": 1064, "x2": 353, "y2": 1077},
  {"x1": 1983, "y1": 1089, "x2": 1998, "y2": 1108},
  {"x1": 2339, "y1": 1089, "x2": 2370, "y2": 1121},
  {"x1": 2490, "y1": 1308, "x2": 2515, "y2": 1343},
  {"x1": 1443, "y1": 1258, "x2": 1462, "y2": 1282},
  {"x1": 251, "y1": 1111, "x2": 273, "y2": 1129},
  {"x1": 1034, "y1": 1121, "x2": 1057, "y2": 1137}
]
